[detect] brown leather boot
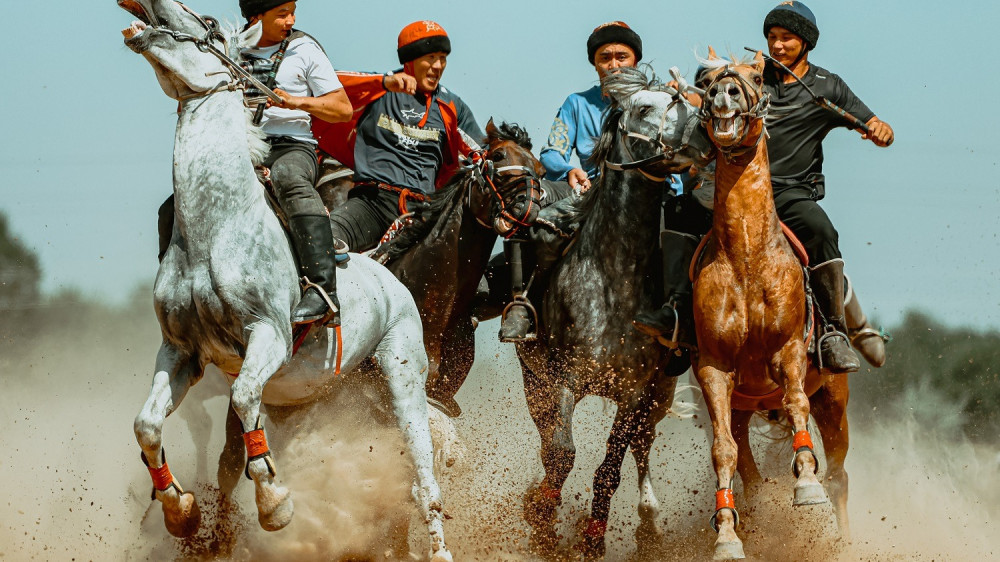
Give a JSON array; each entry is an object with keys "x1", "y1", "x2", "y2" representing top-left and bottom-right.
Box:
[{"x1": 844, "y1": 275, "x2": 888, "y2": 368}]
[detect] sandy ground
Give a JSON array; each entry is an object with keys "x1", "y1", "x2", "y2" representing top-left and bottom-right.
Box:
[{"x1": 1, "y1": 311, "x2": 998, "y2": 561}]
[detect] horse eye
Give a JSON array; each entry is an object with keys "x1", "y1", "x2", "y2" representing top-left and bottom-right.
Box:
[
  {"x1": 753, "y1": 75, "x2": 763, "y2": 86},
  {"x1": 490, "y1": 151, "x2": 506, "y2": 162}
]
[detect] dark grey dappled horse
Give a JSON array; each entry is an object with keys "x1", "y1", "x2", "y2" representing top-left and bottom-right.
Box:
[
  {"x1": 515, "y1": 67, "x2": 712, "y2": 558},
  {"x1": 119, "y1": 1, "x2": 452, "y2": 558}
]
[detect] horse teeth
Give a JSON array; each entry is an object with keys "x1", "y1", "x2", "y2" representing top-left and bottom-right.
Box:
[{"x1": 122, "y1": 20, "x2": 146, "y2": 39}]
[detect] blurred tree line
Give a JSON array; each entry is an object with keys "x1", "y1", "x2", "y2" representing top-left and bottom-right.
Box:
[
  {"x1": 850, "y1": 311, "x2": 1000, "y2": 443},
  {"x1": 2, "y1": 211, "x2": 998, "y2": 442},
  {"x1": 0, "y1": 211, "x2": 153, "y2": 360}
]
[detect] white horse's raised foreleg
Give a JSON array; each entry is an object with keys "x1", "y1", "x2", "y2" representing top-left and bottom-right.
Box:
[
  {"x1": 378, "y1": 326, "x2": 453, "y2": 562},
  {"x1": 134, "y1": 344, "x2": 203, "y2": 537},
  {"x1": 229, "y1": 322, "x2": 293, "y2": 532}
]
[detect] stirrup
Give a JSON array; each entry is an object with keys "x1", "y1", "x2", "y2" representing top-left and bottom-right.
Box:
[
  {"x1": 816, "y1": 328, "x2": 857, "y2": 372},
  {"x1": 500, "y1": 295, "x2": 538, "y2": 342},
  {"x1": 298, "y1": 276, "x2": 340, "y2": 326},
  {"x1": 850, "y1": 325, "x2": 891, "y2": 346}
]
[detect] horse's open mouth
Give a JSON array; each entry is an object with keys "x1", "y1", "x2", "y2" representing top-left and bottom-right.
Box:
[
  {"x1": 119, "y1": 0, "x2": 153, "y2": 25},
  {"x1": 712, "y1": 112, "x2": 743, "y2": 142},
  {"x1": 122, "y1": 19, "x2": 148, "y2": 40}
]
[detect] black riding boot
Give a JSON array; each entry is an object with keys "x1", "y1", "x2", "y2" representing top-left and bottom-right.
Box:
[
  {"x1": 810, "y1": 259, "x2": 860, "y2": 373},
  {"x1": 289, "y1": 215, "x2": 340, "y2": 325},
  {"x1": 633, "y1": 230, "x2": 699, "y2": 350},
  {"x1": 498, "y1": 239, "x2": 537, "y2": 342}
]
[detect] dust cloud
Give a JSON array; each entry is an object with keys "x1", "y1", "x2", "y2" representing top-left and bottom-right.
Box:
[{"x1": 1, "y1": 306, "x2": 997, "y2": 560}]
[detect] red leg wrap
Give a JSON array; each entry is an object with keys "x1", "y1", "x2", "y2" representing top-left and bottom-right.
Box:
[
  {"x1": 148, "y1": 462, "x2": 175, "y2": 491},
  {"x1": 584, "y1": 518, "x2": 608, "y2": 538},
  {"x1": 539, "y1": 483, "x2": 562, "y2": 500},
  {"x1": 243, "y1": 429, "x2": 269, "y2": 458}
]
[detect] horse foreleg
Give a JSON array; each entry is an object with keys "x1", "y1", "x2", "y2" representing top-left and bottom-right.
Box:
[
  {"x1": 133, "y1": 344, "x2": 203, "y2": 538},
  {"x1": 426, "y1": 317, "x2": 476, "y2": 418},
  {"x1": 522, "y1": 363, "x2": 576, "y2": 552},
  {"x1": 581, "y1": 390, "x2": 655, "y2": 560},
  {"x1": 217, "y1": 398, "x2": 245, "y2": 498},
  {"x1": 378, "y1": 325, "x2": 453, "y2": 562},
  {"x1": 695, "y1": 359, "x2": 745, "y2": 560},
  {"x1": 732, "y1": 409, "x2": 763, "y2": 501},
  {"x1": 810, "y1": 377, "x2": 850, "y2": 540},
  {"x1": 229, "y1": 322, "x2": 292, "y2": 532},
  {"x1": 775, "y1": 341, "x2": 828, "y2": 507}
]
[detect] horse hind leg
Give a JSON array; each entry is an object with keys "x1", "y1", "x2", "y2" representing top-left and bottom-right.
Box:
[
  {"x1": 133, "y1": 345, "x2": 203, "y2": 538},
  {"x1": 229, "y1": 323, "x2": 294, "y2": 532},
  {"x1": 732, "y1": 409, "x2": 763, "y2": 502},
  {"x1": 810, "y1": 378, "x2": 851, "y2": 540},
  {"x1": 630, "y1": 387, "x2": 675, "y2": 556},
  {"x1": 521, "y1": 363, "x2": 576, "y2": 554},
  {"x1": 217, "y1": 399, "x2": 245, "y2": 498},
  {"x1": 377, "y1": 322, "x2": 453, "y2": 562}
]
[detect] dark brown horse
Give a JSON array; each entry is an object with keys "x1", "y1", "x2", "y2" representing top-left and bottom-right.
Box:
[
  {"x1": 692, "y1": 50, "x2": 850, "y2": 560},
  {"x1": 369, "y1": 120, "x2": 543, "y2": 417}
]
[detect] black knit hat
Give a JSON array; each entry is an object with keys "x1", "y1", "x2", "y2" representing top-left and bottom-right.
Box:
[
  {"x1": 587, "y1": 21, "x2": 642, "y2": 64},
  {"x1": 763, "y1": 1, "x2": 819, "y2": 51},
  {"x1": 240, "y1": 0, "x2": 294, "y2": 19}
]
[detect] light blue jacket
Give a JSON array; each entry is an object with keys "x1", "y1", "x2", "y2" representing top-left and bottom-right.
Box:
[{"x1": 540, "y1": 85, "x2": 607, "y2": 181}]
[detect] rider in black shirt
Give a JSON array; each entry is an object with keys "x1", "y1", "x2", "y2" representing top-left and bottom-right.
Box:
[{"x1": 762, "y1": 1, "x2": 894, "y2": 372}]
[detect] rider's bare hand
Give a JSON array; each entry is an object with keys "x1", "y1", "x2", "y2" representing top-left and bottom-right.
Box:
[
  {"x1": 863, "y1": 117, "x2": 894, "y2": 147},
  {"x1": 568, "y1": 168, "x2": 591, "y2": 195},
  {"x1": 384, "y1": 73, "x2": 417, "y2": 95},
  {"x1": 267, "y1": 88, "x2": 297, "y2": 109}
]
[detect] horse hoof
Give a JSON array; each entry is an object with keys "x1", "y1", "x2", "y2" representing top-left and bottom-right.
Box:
[
  {"x1": 258, "y1": 488, "x2": 294, "y2": 531},
  {"x1": 164, "y1": 491, "x2": 201, "y2": 538},
  {"x1": 430, "y1": 548, "x2": 454, "y2": 562},
  {"x1": 793, "y1": 482, "x2": 829, "y2": 506},
  {"x1": 714, "y1": 540, "x2": 746, "y2": 560}
]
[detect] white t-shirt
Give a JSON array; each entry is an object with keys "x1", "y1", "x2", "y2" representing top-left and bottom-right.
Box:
[{"x1": 242, "y1": 35, "x2": 343, "y2": 143}]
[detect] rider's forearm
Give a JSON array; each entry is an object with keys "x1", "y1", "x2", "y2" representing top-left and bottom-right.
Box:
[{"x1": 298, "y1": 89, "x2": 353, "y2": 124}]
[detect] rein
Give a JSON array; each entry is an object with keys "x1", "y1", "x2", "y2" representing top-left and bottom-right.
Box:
[
  {"x1": 149, "y1": 3, "x2": 283, "y2": 104},
  {"x1": 699, "y1": 66, "x2": 770, "y2": 163},
  {"x1": 604, "y1": 91, "x2": 701, "y2": 182},
  {"x1": 463, "y1": 151, "x2": 541, "y2": 238}
]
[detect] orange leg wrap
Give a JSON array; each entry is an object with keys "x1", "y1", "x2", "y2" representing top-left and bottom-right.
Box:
[
  {"x1": 792, "y1": 430, "x2": 814, "y2": 451},
  {"x1": 711, "y1": 487, "x2": 740, "y2": 531},
  {"x1": 148, "y1": 462, "x2": 175, "y2": 492},
  {"x1": 243, "y1": 429, "x2": 270, "y2": 458}
]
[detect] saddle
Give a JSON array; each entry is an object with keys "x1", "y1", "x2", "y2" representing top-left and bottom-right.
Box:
[{"x1": 255, "y1": 166, "x2": 351, "y2": 262}]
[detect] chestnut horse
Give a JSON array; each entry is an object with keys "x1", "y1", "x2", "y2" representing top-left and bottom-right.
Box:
[{"x1": 692, "y1": 50, "x2": 850, "y2": 560}]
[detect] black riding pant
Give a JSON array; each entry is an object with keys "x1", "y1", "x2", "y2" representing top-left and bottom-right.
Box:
[
  {"x1": 773, "y1": 187, "x2": 842, "y2": 264},
  {"x1": 329, "y1": 185, "x2": 402, "y2": 253},
  {"x1": 265, "y1": 137, "x2": 323, "y2": 219},
  {"x1": 156, "y1": 137, "x2": 323, "y2": 257}
]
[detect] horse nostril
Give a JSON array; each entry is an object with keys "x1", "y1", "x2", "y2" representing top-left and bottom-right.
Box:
[{"x1": 728, "y1": 86, "x2": 741, "y2": 97}]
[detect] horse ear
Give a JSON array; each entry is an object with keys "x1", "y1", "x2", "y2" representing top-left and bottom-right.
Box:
[
  {"x1": 752, "y1": 50, "x2": 765, "y2": 72},
  {"x1": 707, "y1": 45, "x2": 719, "y2": 60},
  {"x1": 486, "y1": 118, "x2": 498, "y2": 140},
  {"x1": 237, "y1": 21, "x2": 263, "y2": 49}
]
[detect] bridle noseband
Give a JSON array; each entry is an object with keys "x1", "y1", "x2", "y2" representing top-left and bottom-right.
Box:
[
  {"x1": 604, "y1": 89, "x2": 703, "y2": 182},
  {"x1": 141, "y1": 2, "x2": 282, "y2": 103},
  {"x1": 463, "y1": 150, "x2": 542, "y2": 238},
  {"x1": 698, "y1": 66, "x2": 771, "y2": 162}
]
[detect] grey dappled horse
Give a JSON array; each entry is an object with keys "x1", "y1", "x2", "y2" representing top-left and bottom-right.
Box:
[
  {"x1": 516, "y1": 67, "x2": 713, "y2": 559},
  {"x1": 119, "y1": 1, "x2": 451, "y2": 559}
]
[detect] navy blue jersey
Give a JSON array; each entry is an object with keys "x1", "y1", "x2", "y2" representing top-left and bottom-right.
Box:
[{"x1": 353, "y1": 85, "x2": 484, "y2": 194}]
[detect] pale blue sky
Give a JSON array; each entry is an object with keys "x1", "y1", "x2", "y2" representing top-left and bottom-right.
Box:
[{"x1": 1, "y1": 0, "x2": 998, "y2": 328}]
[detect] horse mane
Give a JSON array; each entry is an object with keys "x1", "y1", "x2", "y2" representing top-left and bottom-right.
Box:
[
  {"x1": 219, "y1": 24, "x2": 269, "y2": 166},
  {"x1": 376, "y1": 174, "x2": 469, "y2": 261},
  {"x1": 491, "y1": 121, "x2": 533, "y2": 151},
  {"x1": 578, "y1": 66, "x2": 662, "y2": 218},
  {"x1": 377, "y1": 121, "x2": 533, "y2": 261}
]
